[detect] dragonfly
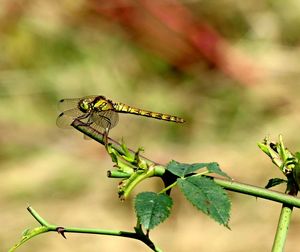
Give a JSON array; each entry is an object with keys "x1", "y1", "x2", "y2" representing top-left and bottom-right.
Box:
[{"x1": 56, "y1": 95, "x2": 185, "y2": 142}]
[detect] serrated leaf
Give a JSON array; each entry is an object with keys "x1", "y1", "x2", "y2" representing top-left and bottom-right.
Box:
[
  {"x1": 206, "y1": 162, "x2": 231, "y2": 179},
  {"x1": 265, "y1": 178, "x2": 287, "y2": 189},
  {"x1": 166, "y1": 160, "x2": 230, "y2": 179},
  {"x1": 166, "y1": 160, "x2": 210, "y2": 177},
  {"x1": 135, "y1": 192, "x2": 173, "y2": 230},
  {"x1": 178, "y1": 176, "x2": 231, "y2": 227}
]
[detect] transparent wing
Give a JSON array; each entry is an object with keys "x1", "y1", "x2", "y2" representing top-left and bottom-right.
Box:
[
  {"x1": 82, "y1": 115, "x2": 97, "y2": 140},
  {"x1": 57, "y1": 98, "x2": 81, "y2": 112},
  {"x1": 90, "y1": 110, "x2": 119, "y2": 131},
  {"x1": 56, "y1": 108, "x2": 87, "y2": 128},
  {"x1": 57, "y1": 95, "x2": 98, "y2": 112}
]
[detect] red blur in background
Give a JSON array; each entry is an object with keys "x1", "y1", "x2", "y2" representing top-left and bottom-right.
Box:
[{"x1": 87, "y1": 0, "x2": 263, "y2": 85}]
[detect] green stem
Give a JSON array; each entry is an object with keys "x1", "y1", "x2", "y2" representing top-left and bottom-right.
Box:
[
  {"x1": 27, "y1": 206, "x2": 50, "y2": 226},
  {"x1": 108, "y1": 172, "x2": 300, "y2": 208},
  {"x1": 213, "y1": 178, "x2": 300, "y2": 208},
  {"x1": 122, "y1": 167, "x2": 156, "y2": 199},
  {"x1": 73, "y1": 120, "x2": 300, "y2": 207},
  {"x1": 110, "y1": 171, "x2": 300, "y2": 208},
  {"x1": 10, "y1": 206, "x2": 162, "y2": 252},
  {"x1": 159, "y1": 180, "x2": 177, "y2": 194},
  {"x1": 271, "y1": 175, "x2": 297, "y2": 252},
  {"x1": 271, "y1": 204, "x2": 293, "y2": 252}
]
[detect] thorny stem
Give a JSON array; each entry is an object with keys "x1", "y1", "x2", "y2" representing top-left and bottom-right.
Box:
[
  {"x1": 9, "y1": 206, "x2": 162, "y2": 252},
  {"x1": 109, "y1": 170, "x2": 300, "y2": 209},
  {"x1": 72, "y1": 121, "x2": 300, "y2": 209}
]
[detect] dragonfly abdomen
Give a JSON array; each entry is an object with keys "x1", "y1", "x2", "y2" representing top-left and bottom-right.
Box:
[{"x1": 113, "y1": 103, "x2": 184, "y2": 123}]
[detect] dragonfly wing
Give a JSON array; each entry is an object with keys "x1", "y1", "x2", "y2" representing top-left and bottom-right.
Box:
[
  {"x1": 56, "y1": 108, "x2": 87, "y2": 128},
  {"x1": 82, "y1": 116, "x2": 96, "y2": 140},
  {"x1": 90, "y1": 110, "x2": 119, "y2": 131},
  {"x1": 57, "y1": 98, "x2": 81, "y2": 112}
]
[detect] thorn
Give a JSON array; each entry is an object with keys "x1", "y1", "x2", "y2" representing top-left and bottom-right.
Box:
[{"x1": 56, "y1": 227, "x2": 67, "y2": 239}]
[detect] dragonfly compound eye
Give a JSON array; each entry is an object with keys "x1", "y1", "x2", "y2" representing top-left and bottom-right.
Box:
[{"x1": 79, "y1": 100, "x2": 90, "y2": 113}]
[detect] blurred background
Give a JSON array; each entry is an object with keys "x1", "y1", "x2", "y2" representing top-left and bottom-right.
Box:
[{"x1": 1, "y1": 0, "x2": 300, "y2": 251}]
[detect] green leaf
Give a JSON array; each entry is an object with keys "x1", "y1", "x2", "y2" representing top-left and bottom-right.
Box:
[
  {"x1": 265, "y1": 178, "x2": 287, "y2": 189},
  {"x1": 166, "y1": 160, "x2": 209, "y2": 177},
  {"x1": 206, "y1": 162, "x2": 231, "y2": 179},
  {"x1": 166, "y1": 160, "x2": 230, "y2": 179},
  {"x1": 258, "y1": 142, "x2": 272, "y2": 156},
  {"x1": 178, "y1": 176, "x2": 231, "y2": 227},
  {"x1": 135, "y1": 192, "x2": 173, "y2": 230}
]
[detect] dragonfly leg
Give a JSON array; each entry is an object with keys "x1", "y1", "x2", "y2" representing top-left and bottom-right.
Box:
[
  {"x1": 77, "y1": 113, "x2": 89, "y2": 120},
  {"x1": 76, "y1": 113, "x2": 90, "y2": 126},
  {"x1": 104, "y1": 126, "x2": 111, "y2": 149},
  {"x1": 100, "y1": 116, "x2": 112, "y2": 149},
  {"x1": 104, "y1": 128, "x2": 110, "y2": 149}
]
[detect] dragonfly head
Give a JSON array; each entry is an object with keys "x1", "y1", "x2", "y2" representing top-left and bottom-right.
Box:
[{"x1": 78, "y1": 99, "x2": 92, "y2": 113}]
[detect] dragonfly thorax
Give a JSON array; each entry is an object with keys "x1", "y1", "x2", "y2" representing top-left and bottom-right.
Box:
[{"x1": 93, "y1": 96, "x2": 114, "y2": 111}]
